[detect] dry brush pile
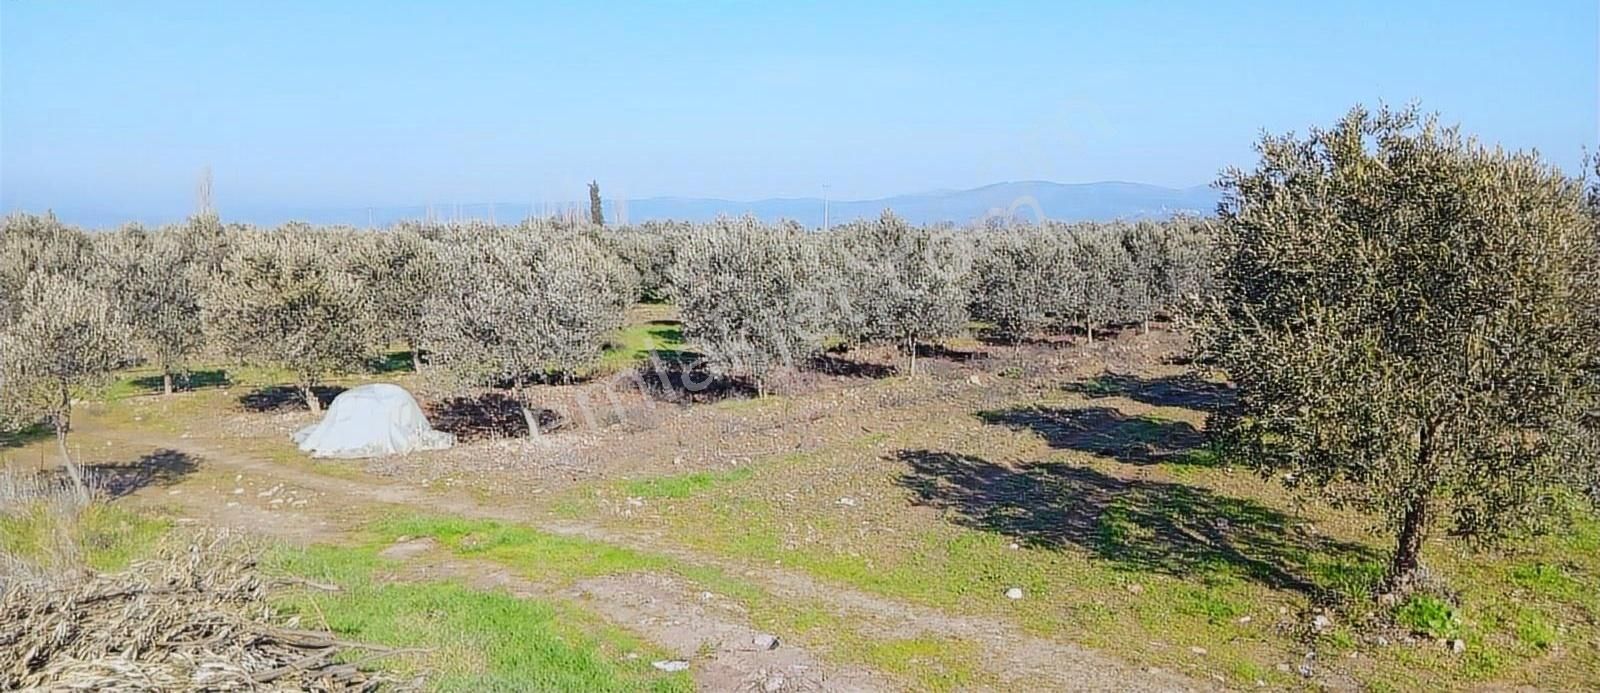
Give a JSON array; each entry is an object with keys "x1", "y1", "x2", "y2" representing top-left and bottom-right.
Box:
[{"x1": 0, "y1": 473, "x2": 410, "y2": 691}]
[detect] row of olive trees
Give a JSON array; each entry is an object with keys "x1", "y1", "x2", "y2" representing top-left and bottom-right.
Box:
[
  {"x1": 662, "y1": 212, "x2": 973, "y2": 388},
  {"x1": 655, "y1": 213, "x2": 1209, "y2": 388},
  {"x1": 968, "y1": 219, "x2": 1213, "y2": 344}
]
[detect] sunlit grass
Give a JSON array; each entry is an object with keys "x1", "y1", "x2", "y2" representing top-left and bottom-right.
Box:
[
  {"x1": 268, "y1": 544, "x2": 693, "y2": 692},
  {"x1": 0, "y1": 501, "x2": 171, "y2": 572}
]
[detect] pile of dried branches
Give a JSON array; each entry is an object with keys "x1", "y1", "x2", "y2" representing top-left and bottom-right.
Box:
[{"x1": 1, "y1": 532, "x2": 416, "y2": 691}]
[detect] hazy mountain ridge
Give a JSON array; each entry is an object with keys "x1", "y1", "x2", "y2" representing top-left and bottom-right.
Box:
[
  {"x1": 22, "y1": 181, "x2": 1220, "y2": 229},
  {"x1": 619, "y1": 181, "x2": 1219, "y2": 227}
]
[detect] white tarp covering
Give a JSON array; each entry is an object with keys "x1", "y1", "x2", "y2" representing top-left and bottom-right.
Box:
[{"x1": 291, "y1": 384, "x2": 454, "y2": 459}]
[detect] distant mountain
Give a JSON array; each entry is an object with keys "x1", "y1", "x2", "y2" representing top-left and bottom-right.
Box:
[
  {"x1": 618, "y1": 181, "x2": 1219, "y2": 227},
  {"x1": 13, "y1": 181, "x2": 1220, "y2": 229}
]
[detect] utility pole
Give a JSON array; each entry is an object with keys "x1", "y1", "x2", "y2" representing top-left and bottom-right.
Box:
[{"x1": 821, "y1": 184, "x2": 830, "y2": 230}]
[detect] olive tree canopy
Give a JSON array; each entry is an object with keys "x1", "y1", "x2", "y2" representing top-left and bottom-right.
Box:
[
  {"x1": 0, "y1": 214, "x2": 93, "y2": 325},
  {"x1": 968, "y1": 228, "x2": 1066, "y2": 344},
  {"x1": 831, "y1": 212, "x2": 969, "y2": 372},
  {"x1": 422, "y1": 229, "x2": 632, "y2": 433},
  {"x1": 90, "y1": 226, "x2": 206, "y2": 395},
  {"x1": 1200, "y1": 106, "x2": 1600, "y2": 589},
  {"x1": 669, "y1": 217, "x2": 828, "y2": 394},
  {"x1": 347, "y1": 226, "x2": 443, "y2": 371},
  {"x1": 202, "y1": 229, "x2": 376, "y2": 413}
]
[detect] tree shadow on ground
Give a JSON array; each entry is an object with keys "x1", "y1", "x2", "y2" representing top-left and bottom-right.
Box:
[
  {"x1": 895, "y1": 450, "x2": 1376, "y2": 598},
  {"x1": 1, "y1": 423, "x2": 52, "y2": 449},
  {"x1": 83, "y1": 449, "x2": 200, "y2": 498},
  {"x1": 806, "y1": 353, "x2": 898, "y2": 379},
  {"x1": 128, "y1": 369, "x2": 232, "y2": 395},
  {"x1": 1064, "y1": 372, "x2": 1235, "y2": 411},
  {"x1": 236, "y1": 385, "x2": 348, "y2": 413},
  {"x1": 369, "y1": 351, "x2": 418, "y2": 374},
  {"x1": 630, "y1": 354, "x2": 757, "y2": 403},
  {"x1": 978, "y1": 406, "x2": 1207, "y2": 465},
  {"x1": 972, "y1": 327, "x2": 1082, "y2": 349},
  {"x1": 426, "y1": 393, "x2": 561, "y2": 441},
  {"x1": 643, "y1": 320, "x2": 685, "y2": 342},
  {"x1": 914, "y1": 342, "x2": 987, "y2": 363}
]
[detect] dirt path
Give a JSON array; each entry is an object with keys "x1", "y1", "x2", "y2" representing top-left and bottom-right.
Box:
[{"x1": 109, "y1": 429, "x2": 1205, "y2": 692}]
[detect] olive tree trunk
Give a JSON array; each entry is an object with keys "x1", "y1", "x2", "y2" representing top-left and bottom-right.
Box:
[
  {"x1": 53, "y1": 384, "x2": 90, "y2": 503},
  {"x1": 516, "y1": 379, "x2": 542, "y2": 437},
  {"x1": 1387, "y1": 422, "x2": 1439, "y2": 591}
]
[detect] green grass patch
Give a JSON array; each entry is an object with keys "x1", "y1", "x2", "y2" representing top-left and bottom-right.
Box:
[
  {"x1": 0, "y1": 422, "x2": 52, "y2": 449},
  {"x1": 363, "y1": 513, "x2": 1002, "y2": 690},
  {"x1": 269, "y1": 544, "x2": 692, "y2": 692},
  {"x1": 1512, "y1": 608, "x2": 1557, "y2": 650},
  {"x1": 852, "y1": 636, "x2": 987, "y2": 692},
  {"x1": 373, "y1": 515, "x2": 671, "y2": 585},
  {"x1": 1509, "y1": 561, "x2": 1585, "y2": 602},
  {"x1": 621, "y1": 467, "x2": 754, "y2": 500},
  {"x1": 597, "y1": 320, "x2": 686, "y2": 373}
]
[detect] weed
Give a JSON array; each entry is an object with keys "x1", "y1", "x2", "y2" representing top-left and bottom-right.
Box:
[{"x1": 1394, "y1": 595, "x2": 1462, "y2": 640}]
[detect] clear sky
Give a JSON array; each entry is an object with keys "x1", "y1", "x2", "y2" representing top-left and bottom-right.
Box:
[{"x1": 2, "y1": 1, "x2": 1596, "y2": 222}]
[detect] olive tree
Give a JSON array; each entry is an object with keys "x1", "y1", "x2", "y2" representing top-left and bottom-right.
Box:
[
  {"x1": 1065, "y1": 228, "x2": 1132, "y2": 343},
  {"x1": 90, "y1": 226, "x2": 206, "y2": 395},
  {"x1": 423, "y1": 230, "x2": 631, "y2": 433},
  {"x1": 0, "y1": 213, "x2": 92, "y2": 324},
  {"x1": 1154, "y1": 218, "x2": 1216, "y2": 317},
  {"x1": 831, "y1": 212, "x2": 969, "y2": 372},
  {"x1": 669, "y1": 217, "x2": 827, "y2": 395},
  {"x1": 0, "y1": 276, "x2": 130, "y2": 500},
  {"x1": 347, "y1": 226, "x2": 443, "y2": 371},
  {"x1": 202, "y1": 229, "x2": 376, "y2": 413},
  {"x1": 605, "y1": 221, "x2": 686, "y2": 303},
  {"x1": 968, "y1": 227, "x2": 1066, "y2": 344},
  {"x1": 1199, "y1": 106, "x2": 1600, "y2": 590}
]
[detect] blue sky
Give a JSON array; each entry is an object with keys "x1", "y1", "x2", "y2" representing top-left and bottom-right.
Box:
[{"x1": 2, "y1": 1, "x2": 1595, "y2": 223}]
